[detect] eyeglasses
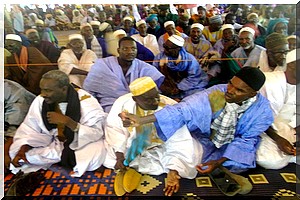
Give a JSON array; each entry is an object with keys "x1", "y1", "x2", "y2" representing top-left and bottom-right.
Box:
[
  {"x1": 163, "y1": 43, "x2": 180, "y2": 51},
  {"x1": 270, "y1": 50, "x2": 289, "y2": 55}
]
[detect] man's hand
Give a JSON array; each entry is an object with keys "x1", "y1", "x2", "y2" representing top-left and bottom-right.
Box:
[
  {"x1": 118, "y1": 112, "x2": 141, "y2": 127},
  {"x1": 276, "y1": 137, "x2": 295, "y2": 155},
  {"x1": 47, "y1": 112, "x2": 69, "y2": 125},
  {"x1": 11, "y1": 145, "x2": 32, "y2": 167},
  {"x1": 114, "y1": 152, "x2": 126, "y2": 171},
  {"x1": 164, "y1": 170, "x2": 180, "y2": 196},
  {"x1": 196, "y1": 160, "x2": 222, "y2": 174}
]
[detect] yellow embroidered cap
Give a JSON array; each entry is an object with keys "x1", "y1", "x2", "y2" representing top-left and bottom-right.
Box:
[{"x1": 129, "y1": 77, "x2": 157, "y2": 96}]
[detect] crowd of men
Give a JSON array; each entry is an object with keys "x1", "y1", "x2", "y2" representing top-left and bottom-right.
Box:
[{"x1": 4, "y1": 3, "x2": 299, "y2": 197}]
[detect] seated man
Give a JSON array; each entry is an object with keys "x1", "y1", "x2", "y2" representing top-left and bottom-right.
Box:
[
  {"x1": 9, "y1": 70, "x2": 107, "y2": 177},
  {"x1": 153, "y1": 35, "x2": 208, "y2": 100},
  {"x1": 120, "y1": 67, "x2": 273, "y2": 175},
  {"x1": 4, "y1": 34, "x2": 57, "y2": 95},
  {"x1": 83, "y1": 36, "x2": 164, "y2": 113},
  {"x1": 25, "y1": 28, "x2": 61, "y2": 64},
  {"x1": 104, "y1": 77, "x2": 202, "y2": 196},
  {"x1": 4, "y1": 79, "x2": 36, "y2": 173},
  {"x1": 256, "y1": 49, "x2": 299, "y2": 169},
  {"x1": 58, "y1": 34, "x2": 97, "y2": 88}
]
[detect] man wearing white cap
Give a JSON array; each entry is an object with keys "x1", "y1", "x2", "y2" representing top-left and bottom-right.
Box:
[
  {"x1": 83, "y1": 37, "x2": 164, "y2": 113},
  {"x1": 131, "y1": 20, "x2": 160, "y2": 56},
  {"x1": 35, "y1": 19, "x2": 59, "y2": 48},
  {"x1": 104, "y1": 76, "x2": 202, "y2": 196},
  {"x1": 257, "y1": 48, "x2": 299, "y2": 169},
  {"x1": 202, "y1": 15, "x2": 223, "y2": 46},
  {"x1": 90, "y1": 20, "x2": 101, "y2": 38},
  {"x1": 122, "y1": 16, "x2": 139, "y2": 36},
  {"x1": 231, "y1": 27, "x2": 267, "y2": 69},
  {"x1": 183, "y1": 23, "x2": 213, "y2": 60},
  {"x1": 153, "y1": 34, "x2": 208, "y2": 100},
  {"x1": 214, "y1": 24, "x2": 239, "y2": 56},
  {"x1": 80, "y1": 23, "x2": 103, "y2": 58},
  {"x1": 55, "y1": 9, "x2": 72, "y2": 30},
  {"x1": 286, "y1": 35, "x2": 299, "y2": 50},
  {"x1": 26, "y1": 29, "x2": 61, "y2": 63},
  {"x1": 58, "y1": 34, "x2": 97, "y2": 88},
  {"x1": 157, "y1": 21, "x2": 188, "y2": 52},
  {"x1": 4, "y1": 33, "x2": 56, "y2": 95}
]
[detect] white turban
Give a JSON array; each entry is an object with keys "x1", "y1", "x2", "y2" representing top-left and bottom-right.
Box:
[
  {"x1": 168, "y1": 35, "x2": 184, "y2": 47},
  {"x1": 191, "y1": 23, "x2": 204, "y2": 31},
  {"x1": 287, "y1": 35, "x2": 297, "y2": 40},
  {"x1": 239, "y1": 27, "x2": 255, "y2": 37},
  {"x1": 164, "y1": 21, "x2": 175, "y2": 28}
]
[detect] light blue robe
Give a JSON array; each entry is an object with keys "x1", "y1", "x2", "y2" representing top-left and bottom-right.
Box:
[
  {"x1": 154, "y1": 84, "x2": 274, "y2": 172},
  {"x1": 83, "y1": 56, "x2": 164, "y2": 113}
]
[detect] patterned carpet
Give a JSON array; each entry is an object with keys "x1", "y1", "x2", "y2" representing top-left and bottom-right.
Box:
[{"x1": 3, "y1": 163, "x2": 299, "y2": 199}]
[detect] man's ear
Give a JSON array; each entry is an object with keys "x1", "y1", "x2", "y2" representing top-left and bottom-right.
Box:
[{"x1": 117, "y1": 47, "x2": 120, "y2": 54}]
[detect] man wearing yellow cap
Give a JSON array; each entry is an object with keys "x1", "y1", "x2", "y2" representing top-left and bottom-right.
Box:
[
  {"x1": 104, "y1": 76, "x2": 202, "y2": 196},
  {"x1": 257, "y1": 49, "x2": 299, "y2": 169}
]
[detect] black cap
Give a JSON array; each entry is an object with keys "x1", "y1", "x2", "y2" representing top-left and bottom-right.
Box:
[{"x1": 235, "y1": 67, "x2": 266, "y2": 91}]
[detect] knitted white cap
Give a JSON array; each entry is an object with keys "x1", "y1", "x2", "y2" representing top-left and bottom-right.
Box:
[
  {"x1": 123, "y1": 16, "x2": 133, "y2": 22},
  {"x1": 191, "y1": 23, "x2": 204, "y2": 31},
  {"x1": 90, "y1": 20, "x2": 100, "y2": 26},
  {"x1": 221, "y1": 24, "x2": 234, "y2": 31},
  {"x1": 168, "y1": 35, "x2": 184, "y2": 47},
  {"x1": 68, "y1": 34, "x2": 83, "y2": 41},
  {"x1": 239, "y1": 27, "x2": 255, "y2": 36},
  {"x1": 113, "y1": 29, "x2": 127, "y2": 38},
  {"x1": 136, "y1": 20, "x2": 146, "y2": 28},
  {"x1": 99, "y1": 22, "x2": 110, "y2": 31},
  {"x1": 6, "y1": 34, "x2": 22, "y2": 42},
  {"x1": 164, "y1": 21, "x2": 175, "y2": 28}
]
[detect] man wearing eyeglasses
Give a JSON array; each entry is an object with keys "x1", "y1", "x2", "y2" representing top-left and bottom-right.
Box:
[
  {"x1": 262, "y1": 32, "x2": 290, "y2": 72},
  {"x1": 153, "y1": 35, "x2": 208, "y2": 101}
]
